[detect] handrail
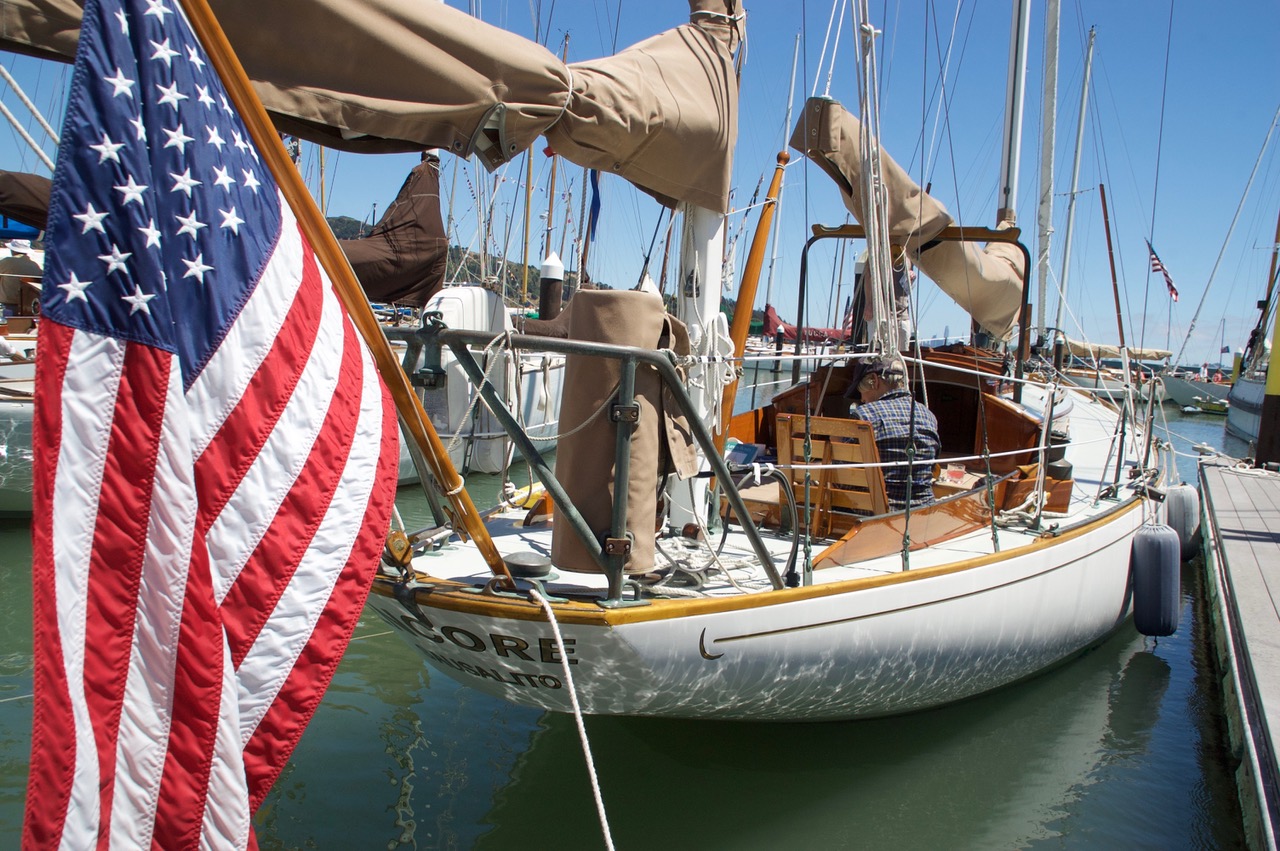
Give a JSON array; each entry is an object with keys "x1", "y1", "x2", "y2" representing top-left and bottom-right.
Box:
[
  {"x1": 422, "y1": 325, "x2": 786, "y2": 596},
  {"x1": 793, "y1": 223, "x2": 1033, "y2": 403}
]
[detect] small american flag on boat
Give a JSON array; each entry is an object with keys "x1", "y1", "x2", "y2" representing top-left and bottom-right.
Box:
[{"x1": 1147, "y1": 240, "x2": 1178, "y2": 302}]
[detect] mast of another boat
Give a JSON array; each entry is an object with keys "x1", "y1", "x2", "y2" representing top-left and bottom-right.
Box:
[
  {"x1": 986, "y1": 0, "x2": 1031, "y2": 351},
  {"x1": 1051, "y1": 28, "x2": 1095, "y2": 339},
  {"x1": 717, "y1": 152, "x2": 788, "y2": 452},
  {"x1": 1245, "y1": 207, "x2": 1280, "y2": 376},
  {"x1": 1099, "y1": 182, "x2": 1135, "y2": 485},
  {"x1": 1253, "y1": 208, "x2": 1280, "y2": 464},
  {"x1": 318, "y1": 145, "x2": 327, "y2": 214},
  {"x1": 572, "y1": 164, "x2": 589, "y2": 293},
  {"x1": 522, "y1": 150, "x2": 533, "y2": 303}
]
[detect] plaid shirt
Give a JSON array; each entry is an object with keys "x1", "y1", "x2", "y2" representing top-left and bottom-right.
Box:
[{"x1": 850, "y1": 389, "x2": 940, "y2": 510}]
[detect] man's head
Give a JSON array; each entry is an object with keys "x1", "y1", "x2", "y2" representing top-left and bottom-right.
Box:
[{"x1": 851, "y1": 356, "x2": 906, "y2": 403}]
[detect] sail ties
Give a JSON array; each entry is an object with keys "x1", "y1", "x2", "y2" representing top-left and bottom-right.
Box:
[{"x1": 543, "y1": 66, "x2": 575, "y2": 138}]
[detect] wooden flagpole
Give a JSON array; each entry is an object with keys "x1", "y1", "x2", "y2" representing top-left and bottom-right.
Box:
[{"x1": 177, "y1": 0, "x2": 513, "y2": 583}]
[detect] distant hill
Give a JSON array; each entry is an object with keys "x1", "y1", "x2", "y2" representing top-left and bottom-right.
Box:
[
  {"x1": 326, "y1": 216, "x2": 367, "y2": 240},
  {"x1": 446, "y1": 246, "x2": 598, "y2": 309},
  {"x1": 328, "y1": 221, "x2": 595, "y2": 308}
]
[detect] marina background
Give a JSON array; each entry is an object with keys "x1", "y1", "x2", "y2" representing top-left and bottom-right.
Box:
[
  {"x1": 0, "y1": 401, "x2": 1257, "y2": 848},
  {"x1": 3, "y1": 0, "x2": 1280, "y2": 365}
]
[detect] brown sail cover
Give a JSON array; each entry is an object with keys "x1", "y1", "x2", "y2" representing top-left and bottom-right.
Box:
[
  {"x1": 0, "y1": 170, "x2": 52, "y2": 230},
  {"x1": 789, "y1": 96, "x2": 1025, "y2": 340},
  {"x1": 337, "y1": 153, "x2": 447, "y2": 307},
  {"x1": 0, "y1": 0, "x2": 740, "y2": 212}
]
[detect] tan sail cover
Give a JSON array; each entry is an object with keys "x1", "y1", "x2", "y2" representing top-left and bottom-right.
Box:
[
  {"x1": 551, "y1": 289, "x2": 695, "y2": 574},
  {"x1": 1065, "y1": 338, "x2": 1172, "y2": 361},
  {"x1": 790, "y1": 97, "x2": 1025, "y2": 340},
  {"x1": 0, "y1": 0, "x2": 740, "y2": 211}
]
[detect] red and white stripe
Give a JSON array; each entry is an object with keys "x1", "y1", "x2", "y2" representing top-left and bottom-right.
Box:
[{"x1": 27, "y1": 196, "x2": 397, "y2": 849}]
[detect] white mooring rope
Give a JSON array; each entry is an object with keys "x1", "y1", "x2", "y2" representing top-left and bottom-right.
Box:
[{"x1": 530, "y1": 590, "x2": 616, "y2": 851}]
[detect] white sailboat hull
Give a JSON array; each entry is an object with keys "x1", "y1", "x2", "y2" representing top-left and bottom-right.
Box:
[
  {"x1": 1063, "y1": 371, "x2": 1160, "y2": 404},
  {"x1": 1161, "y1": 375, "x2": 1230, "y2": 408},
  {"x1": 368, "y1": 498, "x2": 1142, "y2": 721}
]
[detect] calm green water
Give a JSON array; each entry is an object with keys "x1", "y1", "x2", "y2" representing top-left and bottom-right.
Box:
[{"x1": 0, "y1": 406, "x2": 1253, "y2": 848}]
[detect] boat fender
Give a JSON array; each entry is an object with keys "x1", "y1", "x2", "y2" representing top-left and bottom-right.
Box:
[
  {"x1": 1164, "y1": 484, "x2": 1201, "y2": 561},
  {"x1": 1131, "y1": 524, "x2": 1180, "y2": 637}
]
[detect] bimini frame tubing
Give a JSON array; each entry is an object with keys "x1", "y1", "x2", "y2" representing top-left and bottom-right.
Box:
[
  {"x1": 791, "y1": 224, "x2": 1033, "y2": 404},
  {"x1": 423, "y1": 325, "x2": 787, "y2": 600}
]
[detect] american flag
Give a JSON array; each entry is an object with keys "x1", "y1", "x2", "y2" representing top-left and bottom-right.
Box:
[
  {"x1": 1147, "y1": 240, "x2": 1178, "y2": 302},
  {"x1": 24, "y1": 0, "x2": 399, "y2": 847}
]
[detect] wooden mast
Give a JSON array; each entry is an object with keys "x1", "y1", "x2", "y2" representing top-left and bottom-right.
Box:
[
  {"x1": 715, "y1": 151, "x2": 789, "y2": 451},
  {"x1": 1099, "y1": 184, "x2": 1126, "y2": 350}
]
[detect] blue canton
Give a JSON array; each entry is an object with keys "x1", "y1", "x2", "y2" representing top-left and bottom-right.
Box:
[
  {"x1": 850, "y1": 388, "x2": 940, "y2": 510},
  {"x1": 42, "y1": 0, "x2": 281, "y2": 390}
]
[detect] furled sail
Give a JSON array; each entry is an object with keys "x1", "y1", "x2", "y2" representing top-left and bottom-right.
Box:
[
  {"x1": 789, "y1": 96, "x2": 1025, "y2": 340},
  {"x1": 1065, "y1": 339, "x2": 1171, "y2": 362},
  {"x1": 338, "y1": 153, "x2": 448, "y2": 308},
  {"x1": 0, "y1": 0, "x2": 740, "y2": 211}
]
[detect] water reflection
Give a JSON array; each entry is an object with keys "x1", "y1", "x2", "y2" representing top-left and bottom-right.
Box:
[
  {"x1": 255, "y1": 612, "x2": 543, "y2": 850},
  {"x1": 471, "y1": 628, "x2": 1204, "y2": 850},
  {"x1": 0, "y1": 409, "x2": 1250, "y2": 846}
]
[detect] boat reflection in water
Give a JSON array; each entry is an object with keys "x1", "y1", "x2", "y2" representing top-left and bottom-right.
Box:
[{"x1": 256, "y1": 555, "x2": 1244, "y2": 850}]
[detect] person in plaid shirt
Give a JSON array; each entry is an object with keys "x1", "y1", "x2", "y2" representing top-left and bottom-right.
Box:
[{"x1": 848, "y1": 357, "x2": 940, "y2": 510}]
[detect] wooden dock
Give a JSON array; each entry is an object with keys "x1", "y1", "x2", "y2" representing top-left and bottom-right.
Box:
[{"x1": 1201, "y1": 459, "x2": 1280, "y2": 850}]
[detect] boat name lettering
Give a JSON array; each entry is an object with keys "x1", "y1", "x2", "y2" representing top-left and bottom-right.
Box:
[
  {"x1": 397, "y1": 611, "x2": 577, "y2": 665},
  {"x1": 425, "y1": 650, "x2": 562, "y2": 689}
]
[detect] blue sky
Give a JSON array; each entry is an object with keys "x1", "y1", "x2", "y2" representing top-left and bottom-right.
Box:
[{"x1": 3, "y1": 0, "x2": 1278, "y2": 366}]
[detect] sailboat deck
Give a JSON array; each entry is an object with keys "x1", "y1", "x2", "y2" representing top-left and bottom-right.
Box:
[
  {"x1": 397, "y1": 383, "x2": 1136, "y2": 600},
  {"x1": 401, "y1": 482, "x2": 1129, "y2": 600}
]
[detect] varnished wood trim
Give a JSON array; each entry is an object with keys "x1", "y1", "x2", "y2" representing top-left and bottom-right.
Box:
[{"x1": 382, "y1": 497, "x2": 1145, "y2": 626}]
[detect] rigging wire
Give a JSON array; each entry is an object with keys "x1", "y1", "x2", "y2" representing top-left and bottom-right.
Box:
[
  {"x1": 822, "y1": 0, "x2": 849, "y2": 98},
  {"x1": 1139, "y1": 0, "x2": 1177, "y2": 352},
  {"x1": 1169, "y1": 101, "x2": 1280, "y2": 369},
  {"x1": 812, "y1": 0, "x2": 844, "y2": 96}
]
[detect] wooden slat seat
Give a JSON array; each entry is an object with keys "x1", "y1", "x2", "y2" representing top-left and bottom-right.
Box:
[{"x1": 776, "y1": 413, "x2": 889, "y2": 536}]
